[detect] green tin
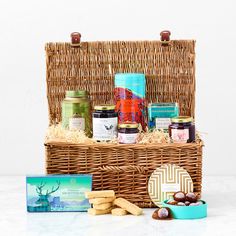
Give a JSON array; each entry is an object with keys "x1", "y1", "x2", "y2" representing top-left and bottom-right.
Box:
[{"x1": 62, "y1": 90, "x2": 91, "y2": 136}]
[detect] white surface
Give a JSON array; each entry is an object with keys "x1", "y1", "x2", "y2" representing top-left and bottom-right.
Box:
[
  {"x1": 0, "y1": 0, "x2": 236, "y2": 175},
  {"x1": 0, "y1": 176, "x2": 236, "y2": 236}
]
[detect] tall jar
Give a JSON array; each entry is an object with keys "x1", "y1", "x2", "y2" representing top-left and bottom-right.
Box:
[
  {"x1": 92, "y1": 105, "x2": 118, "y2": 141},
  {"x1": 114, "y1": 73, "x2": 147, "y2": 131},
  {"x1": 62, "y1": 90, "x2": 91, "y2": 137}
]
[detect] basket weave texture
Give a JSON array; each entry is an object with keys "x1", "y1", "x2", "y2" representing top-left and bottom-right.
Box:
[{"x1": 45, "y1": 40, "x2": 203, "y2": 207}]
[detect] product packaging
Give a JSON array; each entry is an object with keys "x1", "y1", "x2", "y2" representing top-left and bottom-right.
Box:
[
  {"x1": 26, "y1": 175, "x2": 92, "y2": 212},
  {"x1": 148, "y1": 103, "x2": 179, "y2": 130}
]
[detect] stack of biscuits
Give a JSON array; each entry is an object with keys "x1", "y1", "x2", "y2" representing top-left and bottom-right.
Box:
[{"x1": 85, "y1": 190, "x2": 143, "y2": 216}]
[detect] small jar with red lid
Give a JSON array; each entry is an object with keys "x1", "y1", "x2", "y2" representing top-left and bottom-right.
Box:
[{"x1": 169, "y1": 116, "x2": 195, "y2": 143}]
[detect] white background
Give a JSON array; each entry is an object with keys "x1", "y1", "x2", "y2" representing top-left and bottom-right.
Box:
[{"x1": 0, "y1": 0, "x2": 235, "y2": 175}]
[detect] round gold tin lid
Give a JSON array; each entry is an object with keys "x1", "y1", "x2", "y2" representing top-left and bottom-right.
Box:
[
  {"x1": 94, "y1": 104, "x2": 116, "y2": 110},
  {"x1": 171, "y1": 116, "x2": 193, "y2": 123},
  {"x1": 148, "y1": 164, "x2": 193, "y2": 207},
  {"x1": 118, "y1": 122, "x2": 139, "y2": 129}
]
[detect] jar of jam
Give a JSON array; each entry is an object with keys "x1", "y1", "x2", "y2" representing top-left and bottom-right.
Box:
[
  {"x1": 93, "y1": 105, "x2": 118, "y2": 141},
  {"x1": 118, "y1": 122, "x2": 139, "y2": 144},
  {"x1": 169, "y1": 116, "x2": 195, "y2": 143}
]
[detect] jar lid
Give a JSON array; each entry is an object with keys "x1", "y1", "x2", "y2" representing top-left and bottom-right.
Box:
[
  {"x1": 118, "y1": 122, "x2": 139, "y2": 128},
  {"x1": 66, "y1": 90, "x2": 88, "y2": 98},
  {"x1": 94, "y1": 105, "x2": 116, "y2": 110},
  {"x1": 171, "y1": 116, "x2": 193, "y2": 123}
]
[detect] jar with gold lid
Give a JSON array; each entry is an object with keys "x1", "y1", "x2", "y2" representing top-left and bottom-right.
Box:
[
  {"x1": 118, "y1": 122, "x2": 139, "y2": 144},
  {"x1": 93, "y1": 104, "x2": 118, "y2": 141},
  {"x1": 169, "y1": 116, "x2": 195, "y2": 143}
]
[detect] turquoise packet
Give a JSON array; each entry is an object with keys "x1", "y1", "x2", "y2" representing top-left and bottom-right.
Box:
[
  {"x1": 26, "y1": 175, "x2": 92, "y2": 212},
  {"x1": 148, "y1": 103, "x2": 179, "y2": 130}
]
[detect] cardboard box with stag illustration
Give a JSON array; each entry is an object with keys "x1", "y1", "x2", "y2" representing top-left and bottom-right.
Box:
[{"x1": 26, "y1": 175, "x2": 92, "y2": 212}]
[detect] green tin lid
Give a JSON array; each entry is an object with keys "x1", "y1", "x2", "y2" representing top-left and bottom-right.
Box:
[{"x1": 66, "y1": 90, "x2": 88, "y2": 98}]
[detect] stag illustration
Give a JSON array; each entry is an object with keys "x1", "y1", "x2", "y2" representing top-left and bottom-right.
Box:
[{"x1": 28, "y1": 181, "x2": 60, "y2": 212}]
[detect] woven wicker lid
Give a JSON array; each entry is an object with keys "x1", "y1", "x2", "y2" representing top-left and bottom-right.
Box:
[{"x1": 45, "y1": 40, "x2": 196, "y2": 124}]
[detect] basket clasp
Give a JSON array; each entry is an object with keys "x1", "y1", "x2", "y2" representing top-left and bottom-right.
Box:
[
  {"x1": 160, "y1": 30, "x2": 171, "y2": 45},
  {"x1": 70, "y1": 32, "x2": 81, "y2": 47}
]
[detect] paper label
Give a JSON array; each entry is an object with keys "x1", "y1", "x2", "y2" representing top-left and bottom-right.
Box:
[
  {"x1": 161, "y1": 183, "x2": 181, "y2": 192},
  {"x1": 69, "y1": 117, "x2": 85, "y2": 131},
  {"x1": 171, "y1": 129, "x2": 189, "y2": 143},
  {"x1": 155, "y1": 118, "x2": 171, "y2": 129},
  {"x1": 118, "y1": 133, "x2": 138, "y2": 144},
  {"x1": 93, "y1": 117, "x2": 117, "y2": 141}
]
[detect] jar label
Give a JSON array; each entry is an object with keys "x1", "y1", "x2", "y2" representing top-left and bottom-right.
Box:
[
  {"x1": 93, "y1": 117, "x2": 118, "y2": 141},
  {"x1": 155, "y1": 118, "x2": 171, "y2": 129},
  {"x1": 69, "y1": 117, "x2": 85, "y2": 131},
  {"x1": 118, "y1": 133, "x2": 139, "y2": 144},
  {"x1": 171, "y1": 129, "x2": 189, "y2": 143}
]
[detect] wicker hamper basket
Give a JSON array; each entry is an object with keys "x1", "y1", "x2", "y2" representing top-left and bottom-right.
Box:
[{"x1": 45, "y1": 37, "x2": 203, "y2": 208}]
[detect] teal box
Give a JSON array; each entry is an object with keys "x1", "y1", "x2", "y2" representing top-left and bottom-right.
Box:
[
  {"x1": 148, "y1": 103, "x2": 179, "y2": 130},
  {"x1": 26, "y1": 175, "x2": 92, "y2": 212},
  {"x1": 162, "y1": 200, "x2": 207, "y2": 219}
]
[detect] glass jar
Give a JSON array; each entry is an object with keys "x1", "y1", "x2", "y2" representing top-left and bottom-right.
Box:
[
  {"x1": 62, "y1": 90, "x2": 91, "y2": 137},
  {"x1": 169, "y1": 116, "x2": 195, "y2": 143},
  {"x1": 93, "y1": 105, "x2": 118, "y2": 141},
  {"x1": 118, "y1": 122, "x2": 139, "y2": 144}
]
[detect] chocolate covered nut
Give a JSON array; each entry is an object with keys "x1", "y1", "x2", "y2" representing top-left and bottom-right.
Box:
[
  {"x1": 152, "y1": 207, "x2": 172, "y2": 220},
  {"x1": 158, "y1": 208, "x2": 169, "y2": 218},
  {"x1": 186, "y1": 192, "x2": 197, "y2": 203},
  {"x1": 173, "y1": 191, "x2": 186, "y2": 202},
  {"x1": 167, "y1": 199, "x2": 178, "y2": 205},
  {"x1": 189, "y1": 203, "x2": 197, "y2": 206},
  {"x1": 185, "y1": 201, "x2": 190, "y2": 206},
  {"x1": 177, "y1": 202, "x2": 186, "y2": 206}
]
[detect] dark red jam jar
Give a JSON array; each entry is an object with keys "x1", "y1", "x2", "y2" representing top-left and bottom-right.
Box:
[
  {"x1": 92, "y1": 105, "x2": 118, "y2": 141},
  {"x1": 118, "y1": 122, "x2": 139, "y2": 144},
  {"x1": 169, "y1": 116, "x2": 195, "y2": 143}
]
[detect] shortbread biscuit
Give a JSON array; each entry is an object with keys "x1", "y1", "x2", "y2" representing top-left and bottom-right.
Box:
[
  {"x1": 89, "y1": 196, "x2": 116, "y2": 205},
  {"x1": 85, "y1": 190, "x2": 115, "y2": 199},
  {"x1": 111, "y1": 208, "x2": 128, "y2": 216},
  {"x1": 87, "y1": 207, "x2": 112, "y2": 216},
  {"x1": 93, "y1": 202, "x2": 112, "y2": 210},
  {"x1": 114, "y1": 198, "x2": 143, "y2": 216}
]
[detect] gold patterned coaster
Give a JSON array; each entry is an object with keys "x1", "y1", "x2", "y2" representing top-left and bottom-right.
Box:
[{"x1": 148, "y1": 164, "x2": 193, "y2": 206}]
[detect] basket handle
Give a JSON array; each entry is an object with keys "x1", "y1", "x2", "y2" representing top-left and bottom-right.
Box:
[{"x1": 98, "y1": 165, "x2": 148, "y2": 174}]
